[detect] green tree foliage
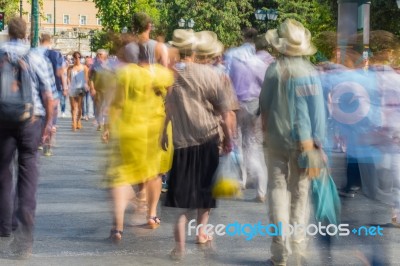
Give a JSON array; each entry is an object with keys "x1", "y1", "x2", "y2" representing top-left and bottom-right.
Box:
[
  {"x1": 0, "y1": 0, "x2": 19, "y2": 23},
  {"x1": 91, "y1": 30, "x2": 118, "y2": 54},
  {"x1": 371, "y1": 0, "x2": 400, "y2": 35},
  {"x1": 25, "y1": 0, "x2": 46, "y2": 20},
  {"x1": 268, "y1": 0, "x2": 336, "y2": 61},
  {"x1": 93, "y1": 0, "x2": 160, "y2": 33},
  {"x1": 156, "y1": 0, "x2": 254, "y2": 47},
  {"x1": 93, "y1": 0, "x2": 161, "y2": 52},
  {"x1": 310, "y1": 0, "x2": 400, "y2": 63},
  {"x1": 273, "y1": 0, "x2": 335, "y2": 39}
]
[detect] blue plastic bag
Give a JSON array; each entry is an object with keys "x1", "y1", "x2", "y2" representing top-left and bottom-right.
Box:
[{"x1": 311, "y1": 169, "x2": 341, "y2": 225}]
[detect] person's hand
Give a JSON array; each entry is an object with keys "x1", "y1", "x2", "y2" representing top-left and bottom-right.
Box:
[
  {"x1": 222, "y1": 137, "x2": 233, "y2": 154},
  {"x1": 90, "y1": 88, "x2": 96, "y2": 97},
  {"x1": 298, "y1": 140, "x2": 326, "y2": 179},
  {"x1": 161, "y1": 131, "x2": 168, "y2": 151},
  {"x1": 42, "y1": 123, "x2": 53, "y2": 144}
]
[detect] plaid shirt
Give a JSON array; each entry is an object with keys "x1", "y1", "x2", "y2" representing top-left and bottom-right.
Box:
[
  {"x1": 0, "y1": 40, "x2": 54, "y2": 116},
  {"x1": 33, "y1": 47, "x2": 58, "y2": 99},
  {"x1": 167, "y1": 62, "x2": 232, "y2": 149}
]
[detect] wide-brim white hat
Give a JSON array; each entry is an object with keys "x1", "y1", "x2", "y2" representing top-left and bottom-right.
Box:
[
  {"x1": 265, "y1": 19, "x2": 317, "y2": 56},
  {"x1": 168, "y1": 29, "x2": 197, "y2": 49},
  {"x1": 195, "y1": 31, "x2": 224, "y2": 56}
]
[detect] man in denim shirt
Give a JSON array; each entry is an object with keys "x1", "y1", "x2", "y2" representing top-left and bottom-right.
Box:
[
  {"x1": 0, "y1": 17, "x2": 54, "y2": 258},
  {"x1": 259, "y1": 19, "x2": 326, "y2": 266}
]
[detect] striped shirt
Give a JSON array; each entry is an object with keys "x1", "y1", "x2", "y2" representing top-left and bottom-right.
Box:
[
  {"x1": 167, "y1": 62, "x2": 232, "y2": 149},
  {"x1": 0, "y1": 40, "x2": 54, "y2": 116},
  {"x1": 33, "y1": 47, "x2": 58, "y2": 99}
]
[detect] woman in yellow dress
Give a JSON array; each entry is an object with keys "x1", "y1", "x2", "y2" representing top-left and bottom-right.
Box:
[{"x1": 105, "y1": 61, "x2": 174, "y2": 242}]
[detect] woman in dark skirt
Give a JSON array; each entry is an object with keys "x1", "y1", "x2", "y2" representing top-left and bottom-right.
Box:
[
  {"x1": 162, "y1": 29, "x2": 235, "y2": 260},
  {"x1": 165, "y1": 136, "x2": 219, "y2": 209}
]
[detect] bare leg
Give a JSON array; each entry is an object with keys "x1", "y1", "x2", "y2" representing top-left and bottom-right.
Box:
[
  {"x1": 111, "y1": 185, "x2": 134, "y2": 233},
  {"x1": 76, "y1": 95, "x2": 84, "y2": 129},
  {"x1": 173, "y1": 212, "x2": 189, "y2": 254},
  {"x1": 70, "y1": 97, "x2": 77, "y2": 130},
  {"x1": 196, "y1": 208, "x2": 212, "y2": 242},
  {"x1": 145, "y1": 176, "x2": 162, "y2": 226}
]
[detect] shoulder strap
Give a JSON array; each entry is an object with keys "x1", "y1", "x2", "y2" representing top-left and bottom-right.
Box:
[{"x1": 18, "y1": 55, "x2": 33, "y2": 103}]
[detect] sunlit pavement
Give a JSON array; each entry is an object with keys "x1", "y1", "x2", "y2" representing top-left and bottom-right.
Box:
[{"x1": 0, "y1": 118, "x2": 399, "y2": 266}]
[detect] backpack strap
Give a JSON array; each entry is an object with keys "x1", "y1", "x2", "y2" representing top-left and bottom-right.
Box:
[{"x1": 18, "y1": 55, "x2": 33, "y2": 103}]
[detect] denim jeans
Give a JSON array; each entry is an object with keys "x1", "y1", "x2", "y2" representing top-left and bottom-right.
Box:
[
  {"x1": 52, "y1": 98, "x2": 60, "y2": 126},
  {"x1": 82, "y1": 91, "x2": 92, "y2": 117},
  {"x1": 60, "y1": 94, "x2": 66, "y2": 113},
  {"x1": 0, "y1": 118, "x2": 42, "y2": 243}
]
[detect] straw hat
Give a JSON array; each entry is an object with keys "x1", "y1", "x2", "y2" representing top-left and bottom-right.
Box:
[
  {"x1": 168, "y1": 29, "x2": 197, "y2": 49},
  {"x1": 209, "y1": 41, "x2": 224, "y2": 57},
  {"x1": 265, "y1": 19, "x2": 316, "y2": 56},
  {"x1": 195, "y1": 31, "x2": 224, "y2": 56}
]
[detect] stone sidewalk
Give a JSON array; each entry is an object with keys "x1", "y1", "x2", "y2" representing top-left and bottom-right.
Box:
[{"x1": 0, "y1": 118, "x2": 398, "y2": 266}]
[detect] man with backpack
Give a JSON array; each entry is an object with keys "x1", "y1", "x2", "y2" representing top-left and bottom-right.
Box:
[{"x1": 0, "y1": 17, "x2": 54, "y2": 258}]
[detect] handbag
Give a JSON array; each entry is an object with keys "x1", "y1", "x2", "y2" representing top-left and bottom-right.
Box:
[
  {"x1": 212, "y1": 150, "x2": 242, "y2": 199},
  {"x1": 311, "y1": 167, "x2": 341, "y2": 225},
  {"x1": 78, "y1": 87, "x2": 86, "y2": 95}
]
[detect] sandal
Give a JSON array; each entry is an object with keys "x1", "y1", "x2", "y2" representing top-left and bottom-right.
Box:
[
  {"x1": 109, "y1": 229, "x2": 123, "y2": 243},
  {"x1": 392, "y1": 217, "x2": 400, "y2": 228},
  {"x1": 147, "y1": 216, "x2": 161, "y2": 229},
  {"x1": 170, "y1": 248, "x2": 185, "y2": 261},
  {"x1": 196, "y1": 234, "x2": 213, "y2": 244}
]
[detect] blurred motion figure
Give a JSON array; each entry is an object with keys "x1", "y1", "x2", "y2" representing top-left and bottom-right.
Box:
[{"x1": 259, "y1": 19, "x2": 326, "y2": 266}]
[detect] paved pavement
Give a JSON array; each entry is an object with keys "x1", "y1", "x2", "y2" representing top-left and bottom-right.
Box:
[{"x1": 0, "y1": 118, "x2": 399, "y2": 266}]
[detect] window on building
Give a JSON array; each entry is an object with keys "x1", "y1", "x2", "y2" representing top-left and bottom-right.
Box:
[
  {"x1": 63, "y1": 15, "x2": 70, "y2": 24},
  {"x1": 46, "y1": 14, "x2": 52, "y2": 24},
  {"x1": 97, "y1": 18, "x2": 101, "y2": 26},
  {"x1": 79, "y1": 15, "x2": 87, "y2": 25}
]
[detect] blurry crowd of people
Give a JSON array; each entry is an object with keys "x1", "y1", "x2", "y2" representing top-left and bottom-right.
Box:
[{"x1": 0, "y1": 11, "x2": 399, "y2": 265}]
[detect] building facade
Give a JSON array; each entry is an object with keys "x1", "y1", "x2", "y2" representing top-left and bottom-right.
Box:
[{"x1": 22, "y1": 0, "x2": 102, "y2": 55}]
